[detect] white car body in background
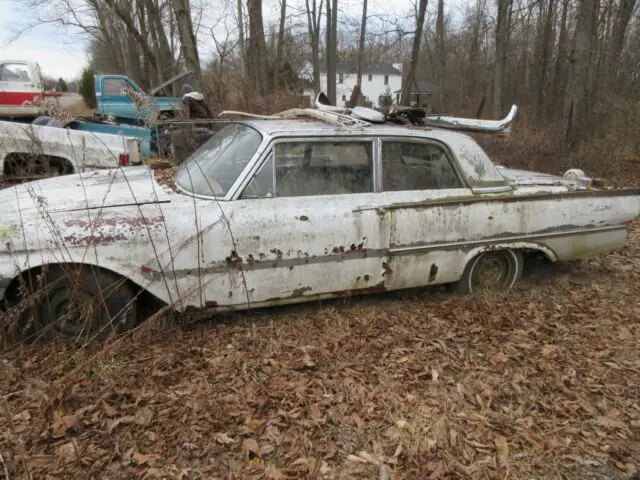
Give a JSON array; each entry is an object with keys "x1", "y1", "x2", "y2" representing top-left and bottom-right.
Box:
[{"x1": 0, "y1": 119, "x2": 142, "y2": 176}]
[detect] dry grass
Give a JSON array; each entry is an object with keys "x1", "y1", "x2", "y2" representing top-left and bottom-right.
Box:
[
  {"x1": 1, "y1": 228, "x2": 640, "y2": 479},
  {"x1": 1, "y1": 125, "x2": 640, "y2": 479},
  {"x1": 64, "y1": 99, "x2": 96, "y2": 118}
]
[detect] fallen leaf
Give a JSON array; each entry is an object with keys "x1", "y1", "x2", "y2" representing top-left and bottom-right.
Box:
[
  {"x1": 107, "y1": 415, "x2": 136, "y2": 433},
  {"x1": 494, "y1": 435, "x2": 509, "y2": 467},
  {"x1": 214, "y1": 432, "x2": 236, "y2": 445},
  {"x1": 56, "y1": 442, "x2": 76, "y2": 464},
  {"x1": 52, "y1": 412, "x2": 81, "y2": 438},
  {"x1": 102, "y1": 401, "x2": 117, "y2": 417},
  {"x1": 135, "y1": 407, "x2": 154, "y2": 426},
  {"x1": 12, "y1": 410, "x2": 31, "y2": 422},
  {"x1": 243, "y1": 438, "x2": 260, "y2": 456},
  {"x1": 260, "y1": 444, "x2": 275, "y2": 456},
  {"x1": 133, "y1": 452, "x2": 160, "y2": 465}
]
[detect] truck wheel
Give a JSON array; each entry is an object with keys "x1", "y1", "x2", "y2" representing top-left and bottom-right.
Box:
[
  {"x1": 453, "y1": 249, "x2": 523, "y2": 294},
  {"x1": 17, "y1": 265, "x2": 138, "y2": 343}
]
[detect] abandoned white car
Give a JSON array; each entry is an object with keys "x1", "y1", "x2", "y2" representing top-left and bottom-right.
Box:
[{"x1": 0, "y1": 108, "x2": 639, "y2": 341}]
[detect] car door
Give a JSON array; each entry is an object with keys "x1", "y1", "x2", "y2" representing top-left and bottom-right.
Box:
[
  {"x1": 98, "y1": 77, "x2": 140, "y2": 119},
  {"x1": 0, "y1": 61, "x2": 41, "y2": 116},
  {"x1": 375, "y1": 137, "x2": 476, "y2": 289},
  {"x1": 201, "y1": 136, "x2": 393, "y2": 308}
]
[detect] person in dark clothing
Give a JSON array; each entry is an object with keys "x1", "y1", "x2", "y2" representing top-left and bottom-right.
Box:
[{"x1": 181, "y1": 84, "x2": 212, "y2": 119}]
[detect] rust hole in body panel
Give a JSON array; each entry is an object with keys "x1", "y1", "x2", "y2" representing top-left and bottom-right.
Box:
[
  {"x1": 297, "y1": 215, "x2": 309, "y2": 222},
  {"x1": 428, "y1": 263, "x2": 438, "y2": 282},
  {"x1": 225, "y1": 250, "x2": 243, "y2": 270},
  {"x1": 206, "y1": 300, "x2": 219, "y2": 307},
  {"x1": 382, "y1": 262, "x2": 393, "y2": 276},
  {"x1": 364, "y1": 274, "x2": 370, "y2": 281}
]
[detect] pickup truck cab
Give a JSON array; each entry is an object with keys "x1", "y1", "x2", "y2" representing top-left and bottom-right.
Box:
[
  {"x1": 0, "y1": 60, "x2": 59, "y2": 119},
  {"x1": 94, "y1": 70, "x2": 192, "y2": 125}
]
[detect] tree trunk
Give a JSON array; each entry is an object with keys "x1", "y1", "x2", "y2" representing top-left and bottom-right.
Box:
[
  {"x1": 237, "y1": 0, "x2": 246, "y2": 76},
  {"x1": 550, "y1": 0, "x2": 569, "y2": 118},
  {"x1": 172, "y1": 0, "x2": 202, "y2": 90},
  {"x1": 563, "y1": 0, "x2": 598, "y2": 148},
  {"x1": 146, "y1": 0, "x2": 175, "y2": 83},
  {"x1": 348, "y1": 0, "x2": 367, "y2": 107},
  {"x1": 325, "y1": 0, "x2": 337, "y2": 105},
  {"x1": 435, "y1": 0, "x2": 446, "y2": 112},
  {"x1": 400, "y1": 0, "x2": 428, "y2": 106},
  {"x1": 305, "y1": 0, "x2": 323, "y2": 94},
  {"x1": 276, "y1": 0, "x2": 287, "y2": 68},
  {"x1": 534, "y1": 0, "x2": 556, "y2": 118},
  {"x1": 247, "y1": 0, "x2": 269, "y2": 95},
  {"x1": 607, "y1": 0, "x2": 636, "y2": 86},
  {"x1": 492, "y1": 0, "x2": 512, "y2": 118}
]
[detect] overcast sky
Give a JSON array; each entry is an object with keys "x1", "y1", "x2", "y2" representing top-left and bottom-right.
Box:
[{"x1": 0, "y1": 0, "x2": 470, "y2": 81}]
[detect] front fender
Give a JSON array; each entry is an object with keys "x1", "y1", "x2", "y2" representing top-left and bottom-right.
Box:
[{"x1": 0, "y1": 251, "x2": 199, "y2": 311}]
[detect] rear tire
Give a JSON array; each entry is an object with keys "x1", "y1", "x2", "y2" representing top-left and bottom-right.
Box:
[
  {"x1": 453, "y1": 249, "x2": 523, "y2": 294},
  {"x1": 16, "y1": 265, "x2": 138, "y2": 343}
]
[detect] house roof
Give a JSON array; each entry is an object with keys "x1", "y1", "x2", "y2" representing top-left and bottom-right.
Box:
[
  {"x1": 319, "y1": 61, "x2": 402, "y2": 76},
  {"x1": 394, "y1": 79, "x2": 439, "y2": 95}
]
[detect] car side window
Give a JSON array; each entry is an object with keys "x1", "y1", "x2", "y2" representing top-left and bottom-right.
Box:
[
  {"x1": 275, "y1": 141, "x2": 374, "y2": 197},
  {"x1": 382, "y1": 141, "x2": 463, "y2": 191},
  {"x1": 239, "y1": 154, "x2": 275, "y2": 199},
  {"x1": 0, "y1": 63, "x2": 32, "y2": 82},
  {"x1": 104, "y1": 79, "x2": 131, "y2": 96},
  {"x1": 239, "y1": 141, "x2": 374, "y2": 199}
]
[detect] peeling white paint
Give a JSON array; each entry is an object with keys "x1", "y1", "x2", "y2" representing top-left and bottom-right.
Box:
[{"x1": 0, "y1": 120, "x2": 638, "y2": 313}]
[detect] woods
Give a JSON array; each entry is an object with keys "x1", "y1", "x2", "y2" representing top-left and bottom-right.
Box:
[{"x1": 11, "y1": 0, "x2": 640, "y2": 151}]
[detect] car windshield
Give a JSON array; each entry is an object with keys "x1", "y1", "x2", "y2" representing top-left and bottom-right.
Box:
[{"x1": 176, "y1": 123, "x2": 263, "y2": 197}]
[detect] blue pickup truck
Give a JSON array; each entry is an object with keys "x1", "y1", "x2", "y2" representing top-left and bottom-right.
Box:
[{"x1": 94, "y1": 70, "x2": 192, "y2": 124}]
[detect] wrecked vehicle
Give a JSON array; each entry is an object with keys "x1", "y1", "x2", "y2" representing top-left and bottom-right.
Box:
[
  {"x1": 0, "y1": 108, "x2": 638, "y2": 341},
  {"x1": 93, "y1": 70, "x2": 193, "y2": 124},
  {"x1": 0, "y1": 59, "x2": 61, "y2": 120},
  {"x1": 0, "y1": 118, "x2": 142, "y2": 179}
]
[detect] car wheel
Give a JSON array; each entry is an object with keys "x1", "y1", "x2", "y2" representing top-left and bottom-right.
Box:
[
  {"x1": 18, "y1": 265, "x2": 138, "y2": 342},
  {"x1": 453, "y1": 249, "x2": 523, "y2": 294}
]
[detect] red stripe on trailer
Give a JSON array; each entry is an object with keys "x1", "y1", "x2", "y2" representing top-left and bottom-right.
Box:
[{"x1": 0, "y1": 91, "x2": 43, "y2": 106}]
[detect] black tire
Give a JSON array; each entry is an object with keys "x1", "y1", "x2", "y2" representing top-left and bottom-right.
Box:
[
  {"x1": 453, "y1": 249, "x2": 523, "y2": 294},
  {"x1": 17, "y1": 265, "x2": 138, "y2": 343}
]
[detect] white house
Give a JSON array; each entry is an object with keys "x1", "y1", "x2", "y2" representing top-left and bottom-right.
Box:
[{"x1": 299, "y1": 61, "x2": 403, "y2": 108}]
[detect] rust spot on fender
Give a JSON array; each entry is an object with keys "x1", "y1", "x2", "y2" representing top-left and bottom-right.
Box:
[
  {"x1": 291, "y1": 286, "x2": 312, "y2": 297},
  {"x1": 63, "y1": 233, "x2": 127, "y2": 246},
  {"x1": 206, "y1": 300, "x2": 219, "y2": 307},
  {"x1": 297, "y1": 215, "x2": 309, "y2": 222},
  {"x1": 64, "y1": 216, "x2": 165, "y2": 229}
]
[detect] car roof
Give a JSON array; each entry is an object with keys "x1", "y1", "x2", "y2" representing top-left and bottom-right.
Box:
[{"x1": 239, "y1": 118, "x2": 474, "y2": 144}]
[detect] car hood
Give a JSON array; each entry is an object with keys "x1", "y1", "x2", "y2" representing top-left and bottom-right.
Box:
[{"x1": 0, "y1": 166, "x2": 170, "y2": 216}]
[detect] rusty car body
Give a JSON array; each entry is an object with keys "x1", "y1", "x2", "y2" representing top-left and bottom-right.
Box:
[{"x1": 1, "y1": 111, "x2": 639, "y2": 341}]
